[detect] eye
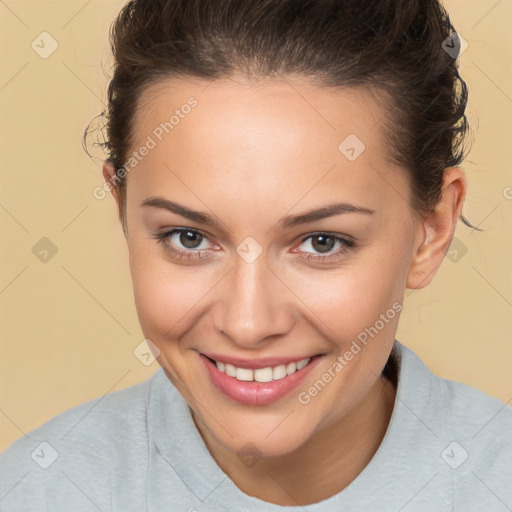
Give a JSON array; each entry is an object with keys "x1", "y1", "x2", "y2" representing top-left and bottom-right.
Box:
[
  {"x1": 293, "y1": 233, "x2": 355, "y2": 262},
  {"x1": 169, "y1": 229, "x2": 211, "y2": 250},
  {"x1": 152, "y1": 228, "x2": 216, "y2": 262}
]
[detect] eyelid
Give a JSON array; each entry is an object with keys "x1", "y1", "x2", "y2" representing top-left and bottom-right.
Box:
[
  {"x1": 293, "y1": 231, "x2": 355, "y2": 248},
  {"x1": 155, "y1": 227, "x2": 216, "y2": 246},
  {"x1": 304, "y1": 231, "x2": 354, "y2": 241},
  {"x1": 290, "y1": 232, "x2": 356, "y2": 262}
]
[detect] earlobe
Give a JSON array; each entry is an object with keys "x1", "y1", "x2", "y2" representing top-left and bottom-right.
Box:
[{"x1": 406, "y1": 167, "x2": 468, "y2": 289}]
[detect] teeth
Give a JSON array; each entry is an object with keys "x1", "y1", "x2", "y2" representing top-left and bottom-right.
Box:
[
  {"x1": 272, "y1": 365, "x2": 287, "y2": 380},
  {"x1": 235, "y1": 368, "x2": 253, "y2": 381},
  {"x1": 225, "y1": 363, "x2": 236, "y2": 378},
  {"x1": 215, "y1": 357, "x2": 311, "y2": 382},
  {"x1": 286, "y1": 362, "x2": 296, "y2": 375},
  {"x1": 296, "y1": 358, "x2": 309, "y2": 370},
  {"x1": 254, "y1": 367, "x2": 273, "y2": 382}
]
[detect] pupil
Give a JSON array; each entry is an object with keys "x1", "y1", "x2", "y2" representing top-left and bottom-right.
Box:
[
  {"x1": 312, "y1": 235, "x2": 334, "y2": 253},
  {"x1": 180, "y1": 231, "x2": 202, "y2": 249}
]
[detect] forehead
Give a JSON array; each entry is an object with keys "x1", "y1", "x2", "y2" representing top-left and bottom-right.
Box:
[
  {"x1": 133, "y1": 76, "x2": 389, "y2": 153},
  {"x1": 126, "y1": 76, "x2": 409, "y2": 217}
]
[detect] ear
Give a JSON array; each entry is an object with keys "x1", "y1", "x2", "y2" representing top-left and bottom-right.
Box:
[
  {"x1": 102, "y1": 161, "x2": 121, "y2": 206},
  {"x1": 102, "y1": 161, "x2": 128, "y2": 237},
  {"x1": 407, "y1": 167, "x2": 468, "y2": 289}
]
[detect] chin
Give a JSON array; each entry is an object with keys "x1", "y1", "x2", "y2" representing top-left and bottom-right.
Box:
[{"x1": 206, "y1": 413, "x2": 317, "y2": 460}]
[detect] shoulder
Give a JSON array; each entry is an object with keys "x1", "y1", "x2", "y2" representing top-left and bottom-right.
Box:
[
  {"x1": 436, "y1": 375, "x2": 512, "y2": 475},
  {"x1": 435, "y1": 378, "x2": 512, "y2": 507},
  {"x1": 397, "y1": 341, "x2": 512, "y2": 440},
  {"x1": 2, "y1": 371, "x2": 154, "y2": 456},
  {"x1": 0, "y1": 372, "x2": 156, "y2": 510},
  {"x1": 397, "y1": 342, "x2": 512, "y2": 507},
  {"x1": 424, "y1": 357, "x2": 512, "y2": 450}
]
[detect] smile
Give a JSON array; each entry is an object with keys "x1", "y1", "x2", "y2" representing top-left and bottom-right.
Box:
[
  {"x1": 199, "y1": 353, "x2": 324, "y2": 406},
  {"x1": 210, "y1": 356, "x2": 311, "y2": 382}
]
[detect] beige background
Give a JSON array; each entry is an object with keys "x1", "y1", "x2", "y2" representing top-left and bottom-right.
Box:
[{"x1": 0, "y1": 0, "x2": 511, "y2": 452}]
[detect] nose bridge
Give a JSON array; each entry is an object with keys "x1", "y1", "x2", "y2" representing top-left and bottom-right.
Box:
[{"x1": 215, "y1": 254, "x2": 293, "y2": 346}]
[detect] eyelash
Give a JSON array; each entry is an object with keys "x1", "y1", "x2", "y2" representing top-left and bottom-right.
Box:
[
  {"x1": 153, "y1": 229, "x2": 215, "y2": 263},
  {"x1": 293, "y1": 232, "x2": 356, "y2": 262},
  {"x1": 152, "y1": 228, "x2": 356, "y2": 263}
]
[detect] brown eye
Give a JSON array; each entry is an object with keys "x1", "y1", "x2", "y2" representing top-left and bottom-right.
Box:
[
  {"x1": 153, "y1": 228, "x2": 217, "y2": 263},
  {"x1": 155, "y1": 228, "x2": 213, "y2": 253},
  {"x1": 179, "y1": 230, "x2": 204, "y2": 249},
  {"x1": 311, "y1": 235, "x2": 335, "y2": 253},
  {"x1": 294, "y1": 233, "x2": 355, "y2": 261}
]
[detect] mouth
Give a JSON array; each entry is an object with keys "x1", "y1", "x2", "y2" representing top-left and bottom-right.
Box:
[
  {"x1": 202, "y1": 354, "x2": 319, "y2": 382},
  {"x1": 198, "y1": 352, "x2": 324, "y2": 406}
]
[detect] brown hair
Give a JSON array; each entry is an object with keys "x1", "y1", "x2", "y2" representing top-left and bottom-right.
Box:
[{"x1": 89, "y1": 0, "x2": 473, "y2": 229}]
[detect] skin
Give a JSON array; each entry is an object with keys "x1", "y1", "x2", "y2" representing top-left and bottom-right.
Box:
[{"x1": 103, "y1": 76, "x2": 467, "y2": 506}]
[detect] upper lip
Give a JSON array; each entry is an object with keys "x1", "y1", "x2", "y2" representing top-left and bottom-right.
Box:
[{"x1": 200, "y1": 352, "x2": 321, "y2": 369}]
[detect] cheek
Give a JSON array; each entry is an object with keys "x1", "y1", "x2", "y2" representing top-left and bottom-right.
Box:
[
  {"x1": 128, "y1": 243, "x2": 213, "y2": 341},
  {"x1": 283, "y1": 245, "x2": 409, "y2": 344}
]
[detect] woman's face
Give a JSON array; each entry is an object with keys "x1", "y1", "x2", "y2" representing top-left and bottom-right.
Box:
[{"x1": 120, "y1": 76, "x2": 423, "y2": 457}]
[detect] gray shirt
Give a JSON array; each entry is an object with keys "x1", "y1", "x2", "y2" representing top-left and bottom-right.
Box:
[{"x1": 1, "y1": 340, "x2": 511, "y2": 511}]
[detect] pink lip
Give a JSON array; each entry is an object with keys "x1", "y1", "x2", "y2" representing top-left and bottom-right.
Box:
[{"x1": 199, "y1": 353, "x2": 323, "y2": 406}]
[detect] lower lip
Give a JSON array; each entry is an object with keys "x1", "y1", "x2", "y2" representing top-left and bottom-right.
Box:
[{"x1": 199, "y1": 353, "x2": 323, "y2": 406}]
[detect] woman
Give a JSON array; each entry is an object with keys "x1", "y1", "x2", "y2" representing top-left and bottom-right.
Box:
[{"x1": 1, "y1": 0, "x2": 511, "y2": 510}]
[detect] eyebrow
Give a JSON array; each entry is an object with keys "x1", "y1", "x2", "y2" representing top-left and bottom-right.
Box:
[
  {"x1": 141, "y1": 196, "x2": 215, "y2": 225},
  {"x1": 278, "y1": 202, "x2": 375, "y2": 229},
  {"x1": 140, "y1": 196, "x2": 375, "y2": 230}
]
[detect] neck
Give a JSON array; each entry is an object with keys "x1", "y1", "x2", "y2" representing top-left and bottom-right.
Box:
[{"x1": 192, "y1": 373, "x2": 397, "y2": 506}]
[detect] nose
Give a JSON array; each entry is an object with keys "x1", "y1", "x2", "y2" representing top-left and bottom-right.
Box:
[{"x1": 213, "y1": 254, "x2": 295, "y2": 348}]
